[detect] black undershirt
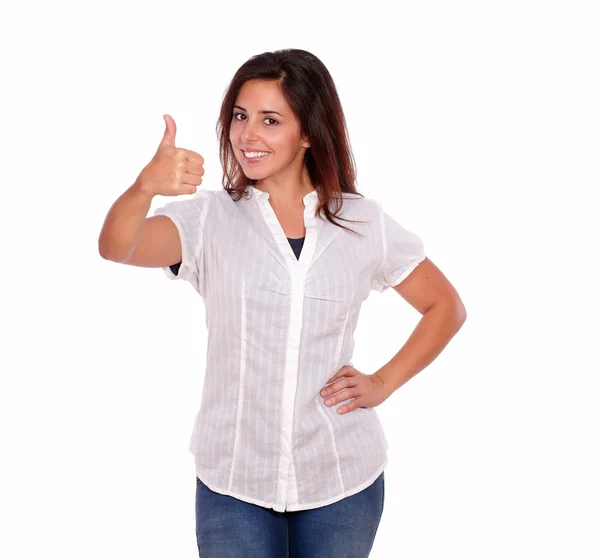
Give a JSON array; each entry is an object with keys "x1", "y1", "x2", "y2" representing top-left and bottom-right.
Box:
[
  {"x1": 287, "y1": 236, "x2": 305, "y2": 260},
  {"x1": 170, "y1": 236, "x2": 305, "y2": 276}
]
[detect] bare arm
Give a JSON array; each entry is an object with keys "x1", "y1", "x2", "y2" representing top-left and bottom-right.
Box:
[
  {"x1": 98, "y1": 180, "x2": 182, "y2": 267},
  {"x1": 98, "y1": 114, "x2": 205, "y2": 268},
  {"x1": 373, "y1": 258, "x2": 467, "y2": 395}
]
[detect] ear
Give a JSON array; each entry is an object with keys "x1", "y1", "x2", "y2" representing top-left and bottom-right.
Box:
[{"x1": 301, "y1": 132, "x2": 310, "y2": 149}]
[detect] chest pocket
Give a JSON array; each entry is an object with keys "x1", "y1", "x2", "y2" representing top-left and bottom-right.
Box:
[
  {"x1": 302, "y1": 273, "x2": 358, "y2": 339},
  {"x1": 243, "y1": 268, "x2": 291, "y2": 312},
  {"x1": 242, "y1": 268, "x2": 292, "y2": 336},
  {"x1": 263, "y1": 269, "x2": 292, "y2": 295},
  {"x1": 303, "y1": 273, "x2": 357, "y2": 303}
]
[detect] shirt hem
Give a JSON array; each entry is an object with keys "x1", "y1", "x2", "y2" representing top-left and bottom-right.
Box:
[
  {"x1": 195, "y1": 471, "x2": 283, "y2": 511},
  {"x1": 195, "y1": 454, "x2": 388, "y2": 513},
  {"x1": 285, "y1": 455, "x2": 388, "y2": 512}
]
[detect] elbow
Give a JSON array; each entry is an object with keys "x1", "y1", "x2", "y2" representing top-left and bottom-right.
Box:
[
  {"x1": 98, "y1": 239, "x2": 126, "y2": 263},
  {"x1": 98, "y1": 242, "x2": 109, "y2": 261},
  {"x1": 98, "y1": 231, "x2": 111, "y2": 260},
  {"x1": 457, "y1": 305, "x2": 467, "y2": 328},
  {"x1": 428, "y1": 298, "x2": 467, "y2": 330},
  {"x1": 456, "y1": 301, "x2": 467, "y2": 324},
  {"x1": 451, "y1": 301, "x2": 467, "y2": 337},
  {"x1": 98, "y1": 238, "x2": 115, "y2": 261},
  {"x1": 447, "y1": 296, "x2": 467, "y2": 327},
  {"x1": 98, "y1": 240, "x2": 109, "y2": 260}
]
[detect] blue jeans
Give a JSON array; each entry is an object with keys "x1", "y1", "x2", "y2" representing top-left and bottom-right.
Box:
[{"x1": 195, "y1": 472, "x2": 385, "y2": 557}]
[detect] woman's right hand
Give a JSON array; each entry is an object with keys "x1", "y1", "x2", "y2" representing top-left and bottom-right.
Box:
[{"x1": 135, "y1": 114, "x2": 205, "y2": 197}]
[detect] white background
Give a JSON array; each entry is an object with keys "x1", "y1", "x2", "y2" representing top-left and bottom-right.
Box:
[{"x1": 1, "y1": 0, "x2": 598, "y2": 556}]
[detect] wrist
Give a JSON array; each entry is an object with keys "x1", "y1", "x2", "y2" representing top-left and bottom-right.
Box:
[
  {"x1": 132, "y1": 178, "x2": 155, "y2": 200},
  {"x1": 373, "y1": 369, "x2": 395, "y2": 397}
]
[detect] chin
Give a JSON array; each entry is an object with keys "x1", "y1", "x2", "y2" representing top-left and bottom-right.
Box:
[{"x1": 244, "y1": 172, "x2": 268, "y2": 181}]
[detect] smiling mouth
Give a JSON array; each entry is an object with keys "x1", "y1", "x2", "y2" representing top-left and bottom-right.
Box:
[{"x1": 242, "y1": 150, "x2": 271, "y2": 162}]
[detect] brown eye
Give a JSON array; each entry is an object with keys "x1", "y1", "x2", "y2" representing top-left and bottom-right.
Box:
[{"x1": 232, "y1": 113, "x2": 278, "y2": 126}]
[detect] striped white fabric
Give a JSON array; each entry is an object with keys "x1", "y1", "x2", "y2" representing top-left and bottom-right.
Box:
[{"x1": 153, "y1": 184, "x2": 425, "y2": 512}]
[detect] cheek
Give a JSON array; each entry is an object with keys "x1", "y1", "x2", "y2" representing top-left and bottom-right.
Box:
[{"x1": 269, "y1": 132, "x2": 296, "y2": 155}]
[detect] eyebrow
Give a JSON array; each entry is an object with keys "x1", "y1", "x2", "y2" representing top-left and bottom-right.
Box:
[{"x1": 233, "y1": 105, "x2": 283, "y2": 117}]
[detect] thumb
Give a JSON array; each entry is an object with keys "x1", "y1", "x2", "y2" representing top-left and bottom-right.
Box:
[{"x1": 159, "y1": 114, "x2": 177, "y2": 149}]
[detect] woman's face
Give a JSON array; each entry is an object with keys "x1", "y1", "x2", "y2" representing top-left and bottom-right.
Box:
[{"x1": 229, "y1": 79, "x2": 310, "y2": 184}]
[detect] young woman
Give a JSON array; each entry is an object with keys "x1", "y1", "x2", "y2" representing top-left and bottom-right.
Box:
[{"x1": 99, "y1": 48, "x2": 466, "y2": 558}]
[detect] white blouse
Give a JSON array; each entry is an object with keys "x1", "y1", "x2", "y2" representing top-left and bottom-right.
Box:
[{"x1": 153, "y1": 184, "x2": 426, "y2": 512}]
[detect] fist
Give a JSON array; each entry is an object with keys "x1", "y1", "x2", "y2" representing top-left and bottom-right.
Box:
[{"x1": 136, "y1": 114, "x2": 205, "y2": 197}]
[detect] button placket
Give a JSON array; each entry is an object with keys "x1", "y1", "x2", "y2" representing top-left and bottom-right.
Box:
[{"x1": 252, "y1": 187, "x2": 321, "y2": 510}]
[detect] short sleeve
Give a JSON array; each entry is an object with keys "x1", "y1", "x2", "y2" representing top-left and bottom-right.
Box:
[
  {"x1": 152, "y1": 190, "x2": 211, "y2": 295},
  {"x1": 371, "y1": 203, "x2": 426, "y2": 293}
]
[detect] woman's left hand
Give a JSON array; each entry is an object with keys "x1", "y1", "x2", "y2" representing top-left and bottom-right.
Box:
[{"x1": 319, "y1": 365, "x2": 390, "y2": 415}]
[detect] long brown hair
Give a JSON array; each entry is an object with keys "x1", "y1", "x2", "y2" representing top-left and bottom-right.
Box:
[{"x1": 216, "y1": 48, "x2": 365, "y2": 235}]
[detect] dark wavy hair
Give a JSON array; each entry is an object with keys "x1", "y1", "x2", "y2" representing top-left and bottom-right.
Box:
[{"x1": 216, "y1": 48, "x2": 365, "y2": 234}]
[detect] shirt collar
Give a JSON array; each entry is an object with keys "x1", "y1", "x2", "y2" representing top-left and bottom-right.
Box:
[{"x1": 250, "y1": 185, "x2": 318, "y2": 208}]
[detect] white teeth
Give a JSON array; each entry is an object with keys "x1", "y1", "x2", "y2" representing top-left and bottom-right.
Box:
[{"x1": 244, "y1": 151, "x2": 269, "y2": 158}]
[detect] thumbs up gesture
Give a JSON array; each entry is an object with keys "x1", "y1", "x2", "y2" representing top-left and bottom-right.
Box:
[{"x1": 136, "y1": 114, "x2": 205, "y2": 197}]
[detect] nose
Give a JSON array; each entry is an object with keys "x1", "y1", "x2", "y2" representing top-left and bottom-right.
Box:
[{"x1": 241, "y1": 117, "x2": 261, "y2": 144}]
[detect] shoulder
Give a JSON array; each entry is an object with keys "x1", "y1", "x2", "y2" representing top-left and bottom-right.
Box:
[
  {"x1": 153, "y1": 189, "x2": 216, "y2": 225},
  {"x1": 191, "y1": 188, "x2": 220, "y2": 203},
  {"x1": 339, "y1": 192, "x2": 381, "y2": 218},
  {"x1": 340, "y1": 191, "x2": 379, "y2": 206},
  {"x1": 159, "y1": 188, "x2": 216, "y2": 210},
  {"x1": 185, "y1": 188, "x2": 223, "y2": 214}
]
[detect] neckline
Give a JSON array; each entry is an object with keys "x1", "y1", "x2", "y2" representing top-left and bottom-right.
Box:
[
  {"x1": 249, "y1": 184, "x2": 318, "y2": 206},
  {"x1": 251, "y1": 185, "x2": 317, "y2": 270}
]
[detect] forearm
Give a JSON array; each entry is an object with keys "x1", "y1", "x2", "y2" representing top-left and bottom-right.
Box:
[
  {"x1": 98, "y1": 180, "x2": 155, "y2": 262},
  {"x1": 374, "y1": 302, "x2": 467, "y2": 396}
]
